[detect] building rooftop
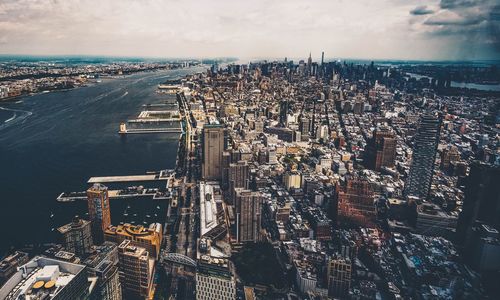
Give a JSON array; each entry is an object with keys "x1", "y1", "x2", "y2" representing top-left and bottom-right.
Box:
[{"x1": 0, "y1": 256, "x2": 87, "y2": 300}]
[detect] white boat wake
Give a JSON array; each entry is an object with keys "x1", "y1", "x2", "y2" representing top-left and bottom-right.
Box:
[{"x1": 0, "y1": 106, "x2": 33, "y2": 130}]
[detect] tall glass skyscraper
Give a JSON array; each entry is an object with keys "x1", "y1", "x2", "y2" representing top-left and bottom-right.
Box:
[{"x1": 404, "y1": 113, "x2": 442, "y2": 200}]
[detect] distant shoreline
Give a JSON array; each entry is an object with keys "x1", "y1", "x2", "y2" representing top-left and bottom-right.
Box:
[{"x1": 0, "y1": 67, "x2": 191, "y2": 103}]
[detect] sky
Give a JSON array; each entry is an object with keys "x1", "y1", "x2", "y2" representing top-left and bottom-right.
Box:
[{"x1": 0, "y1": 0, "x2": 499, "y2": 61}]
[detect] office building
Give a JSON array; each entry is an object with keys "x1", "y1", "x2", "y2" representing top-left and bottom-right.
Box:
[
  {"x1": 202, "y1": 124, "x2": 225, "y2": 180},
  {"x1": 229, "y1": 160, "x2": 249, "y2": 189},
  {"x1": 0, "y1": 256, "x2": 92, "y2": 300},
  {"x1": 221, "y1": 151, "x2": 232, "y2": 190},
  {"x1": 57, "y1": 216, "x2": 93, "y2": 257},
  {"x1": 284, "y1": 171, "x2": 302, "y2": 190},
  {"x1": 196, "y1": 255, "x2": 236, "y2": 300},
  {"x1": 117, "y1": 240, "x2": 154, "y2": 300},
  {"x1": 104, "y1": 223, "x2": 162, "y2": 260},
  {"x1": 84, "y1": 242, "x2": 122, "y2": 300},
  {"x1": 228, "y1": 160, "x2": 249, "y2": 202},
  {"x1": 234, "y1": 188, "x2": 262, "y2": 243},
  {"x1": 366, "y1": 129, "x2": 396, "y2": 171},
  {"x1": 336, "y1": 177, "x2": 375, "y2": 226},
  {"x1": 279, "y1": 100, "x2": 288, "y2": 126},
  {"x1": 404, "y1": 114, "x2": 442, "y2": 200},
  {"x1": 299, "y1": 116, "x2": 310, "y2": 138},
  {"x1": 87, "y1": 183, "x2": 112, "y2": 244},
  {"x1": 457, "y1": 161, "x2": 500, "y2": 245},
  {"x1": 327, "y1": 256, "x2": 352, "y2": 299},
  {"x1": 468, "y1": 224, "x2": 500, "y2": 271}
]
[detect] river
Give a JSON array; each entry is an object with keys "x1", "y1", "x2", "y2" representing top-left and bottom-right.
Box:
[
  {"x1": 406, "y1": 72, "x2": 500, "y2": 91},
  {"x1": 0, "y1": 67, "x2": 202, "y2": 256}
]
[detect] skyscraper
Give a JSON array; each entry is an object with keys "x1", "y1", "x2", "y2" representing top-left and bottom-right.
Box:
[
  {"x1": 57, "y1": 215, "x2": 93, "y2": 257},
  {"x1": 457, "y1": 161, "x2": 500, "y2": 246},
  {"x1": 307, "y1": 52, "x2": 312, "y2": 76},
  {"x1": 117, "y1": 240, "x2": 154, "y2": 300},
  {"x1": 404, "y1": 114, "x2": 442, "y2": 200},
  {"x1": 202, "y1": 124, "x2": 225, "y2": 180},
  {"x1": 87, "y1": 183, "x2": 112, "y2": 244},
  {"x1": 279, "y1": 100, "x2": 288, "y2": 126},
  {"x1": 327, "y1": 256, "x2": 352, "y2": 299},
  {"x1": 84, "y1": 242, "x2": 122, "y2": 300},
  {"x1": 299, "y1": 115, "x2": 310, "y2": 138},
  {"x1": 228, "y1": 160, "x2": 249, "y2": 201},
  {"x1": 221, "y1": 151, "x2": 232, "y2": 190},
  {"x1": 104, "y1": 223, "x2": 162, "y2": 260},
  {"x1": 366, "y1": 129, "x2": 397, "y2": 171},
  {"x1": 234, "y1": 188, "x2": 262, "y2": 243},
  {"x1": 196, "y1": 256, "x2": 236, "y2": 300}
]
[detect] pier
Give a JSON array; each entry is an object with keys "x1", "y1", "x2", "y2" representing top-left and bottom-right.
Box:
[
  {"x1": 57, "y1": 187, "x2": 171, "y2": 202},
  {"x1": 87, "y1": 170, "x2": 172, "y2": 184},
  {"x1": 119, "y1": 109, "x2": 183, "y2": 134}
]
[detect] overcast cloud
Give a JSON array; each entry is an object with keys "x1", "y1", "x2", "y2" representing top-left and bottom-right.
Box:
[{"x1": 0, "y1": 0, "x2": 498, "y2": 60}]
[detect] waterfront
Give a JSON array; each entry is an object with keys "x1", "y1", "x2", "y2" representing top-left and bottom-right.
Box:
[
  {"x1": 406, "y1": 72, "x2": 500, "y2": 91},
  {"x1": 0, "y1": 67, "x2": 202, "y2": 256}
]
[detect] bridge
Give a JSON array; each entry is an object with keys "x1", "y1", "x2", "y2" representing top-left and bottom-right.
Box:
[{"x1": 161, "y1": 252, "x2": 197, "y2": 267}]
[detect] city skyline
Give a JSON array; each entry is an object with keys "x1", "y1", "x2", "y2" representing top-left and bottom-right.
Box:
[{"x1": 0, "y1": 0, "x2": 499, "y2": 61}]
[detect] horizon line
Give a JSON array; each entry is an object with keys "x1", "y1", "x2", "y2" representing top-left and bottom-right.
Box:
[{"x1": 1, "y1": 53, "x2": 499, "y2": 64}]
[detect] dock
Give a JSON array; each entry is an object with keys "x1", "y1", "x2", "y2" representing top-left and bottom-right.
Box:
[
  {"x1": 119, "y1": 127, "x2": 182, "y2": 134},
  {"x1": 87, "y1": 170, "x2": 172, "y2": 184},
  {"x1": 57, "y1": 188, "x2": 171, "y2": 202},
  {"x1": 119, "y1": 109, "x2": 183, "y2": 134}
]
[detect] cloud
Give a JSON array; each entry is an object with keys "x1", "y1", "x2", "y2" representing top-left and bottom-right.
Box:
[
  {"x1": 439, "y1": 0, "x2": 481, "y2": 9},
  {"x1": 0, "y1": 0, "x2": 498, "y2": 60},
  {"x1": 410, "y1": 6, "x2": 435, "y2": 15},
  {"x1": 424, "y1": 10, "x2": 484, "y2": 25}
]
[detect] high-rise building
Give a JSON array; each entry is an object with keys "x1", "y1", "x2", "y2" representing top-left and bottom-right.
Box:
[
  {"x1": 117, "y1": 240, "x2": 154, "y2": 300},
  {"x1": 0, "y1": 256, "x2": 92, "y2": 300},
  {"x1": 457, "y1": 161, "x2": 500, "y2": 246},
  {"x1": 221, "y1": 151, "x2": 232, "y2": 190},
  {"x1": 366, "y1": 129, "x2": 397, "y2": 171},
  {"x1": 84, "y1": 242, "x2": 122, "y2": 300},
  {"x1": 104, "y1": 223, "x2": 162, "y2": 260},
  {"x1": 468, "y1": 223, "x2": 500, "y2": 271},
  {"x1": 327, "y1": 256, "x2": 352, "y2": 299},
  {"x1": 228, "y1": 160, "x2": 249, "y2": 201},
  {"x1": 404, "y1": 114, "x2": 442, "y2": 200},
  {"x1": 307, "y1": 52, "x2": 312, "y2": 76},
  {"x1": 279, "y1": 100, "x2": 289, "y2": 126},
  {"x1": 87, "y1": 183, "x2": 112, "y2": 244},
  {"x1": 202, "y1": 124, "x2": 225, "y2": 181},
  {"x1": 299, "y1": 116, "x2": 310, "y2": 138},
  {"x1": 196, "y1": 255, "x2": 236, "y2": 300},
  {"x1": 336, "y1": 177, "x2": 375, "y2": 226},
  {"x1": 234, "y1": 188, "x2": 262, "y2": 243},
  {"x1": 284, "y1": 171, "x2": 302, "y2": 190},
  {"x1": 57, "y1": 215, "x2": 93, "y2": 257}
]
